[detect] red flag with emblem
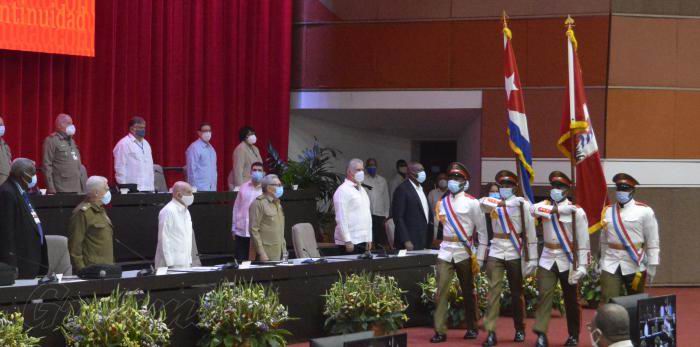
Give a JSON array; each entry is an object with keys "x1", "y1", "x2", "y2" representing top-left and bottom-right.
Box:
[{"x1": 557, "y1": 17, "x2": 609, "y2": 233}]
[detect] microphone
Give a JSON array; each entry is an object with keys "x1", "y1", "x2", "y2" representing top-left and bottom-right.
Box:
[
  {"x1": 8, "y1": 252, "x2": 57, "y2": 284},
  {"x1": 301, "y1": 248, "x2": 327, "y2": 264},
  {"x1": 113, "y1": 237, "x2": 155, "y2": 277},
  {"x1": 357, "y1": 244, "x2": 374, "y2": 260},
  {"x1": 374, "y1": 243, "x2": 390, "y2": 258}
]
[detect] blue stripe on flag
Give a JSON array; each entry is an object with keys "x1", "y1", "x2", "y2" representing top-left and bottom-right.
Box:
[{"x1": 508, "y1": 120, "x2": 535, "y2": 202}]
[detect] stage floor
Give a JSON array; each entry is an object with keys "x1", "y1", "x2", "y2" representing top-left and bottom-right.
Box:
[{"x1": 292, "y1": 287, "x2": 694, "y2": 347}]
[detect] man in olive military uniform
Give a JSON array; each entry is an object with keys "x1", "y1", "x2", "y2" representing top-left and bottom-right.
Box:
[
  {"x1": 42, "y1": 113, "x2": 83, "y2": 193},
  {"x1": 68, "y1": 176, "x2": 114, "y2": 272},
  {"x1": 430, "y1": 162, "x2": 486, "y2": 343},
  {"x1": 249, "y1": 174, "x2": 286, "y2": 261},
  {"x1": 0, "y1": 116, "x2": 11, "y2": 185},
  {"x1": 531, "y1": 171, "x2": 591, "y2": 347},
  {"x1": 599, "y1": 173, "x2": 660, "y2": 305}
]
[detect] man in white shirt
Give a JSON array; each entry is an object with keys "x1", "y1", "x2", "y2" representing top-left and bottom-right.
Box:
[
  {"x1": 113, "y1": 116, "x2": 155, "y2": 192},
  {"x1": 334, "y1": 158, "x2": 372, "y2": 254},
  {"x1": 364, "y1": 158, "x2": 389, "y2": 247},
  {"x1": 231, "y1": 162, "x2": 264, "y2": 261},
  {"x1": 588, "y1": 304, "x2": 634, "y2": 347},
  {"x1": 155, "y1": 181, "x2": 194, "y2": 269}
]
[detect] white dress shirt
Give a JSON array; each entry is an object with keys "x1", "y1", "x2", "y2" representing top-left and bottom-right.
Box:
[
  {"x1": 113, "y1": 133, "x2": 155, "y2": 192},
  {"x1": 155, "y1": 199, "x2": 193, "y2": 268},
  {"x1": 600, "y1": 199, "x2": 660, "y2": 276},
  {"x1": 333, "y1": 179, "x2": 372, "y2": 245},
  {"x1": 411, "y1": 180, "x2": 430, "y2": 222},
  {"x1": 231, "y1": 180, "x2": 262, "y2": 237},
  {"x1": 428, "y1": 188, "x2": 447, "y2": 237},
  {"x1": 479, "y1": 195, "x2": 537, "y2": 261},
  {"x1": 530, "y1": 199, "x2": 590, "y2": 272},
  {"x1": 185, "y1": 138, "x2": 217, "y2": 191},
  {"x1": 364, "y1": 174, "x2": 390, "y2": 217},
  {"x1": 436, "y1": 192, "x2": 487, "y2": 263}
]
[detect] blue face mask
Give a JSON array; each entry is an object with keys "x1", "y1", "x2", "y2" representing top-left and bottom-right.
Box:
[
  {"x1": 447, "y1": 180, "x2": 463, "y2": 194},
  {"x1": 28, "y1": 175, "x2": 37, "y2": 189},
  {"x1": 134, "y1": 129, "x2": 146, "y2": 138},
  {"x1": 550, "y1": 188, "x2": 565, "y2": 202},
  {"x1": 274, "y1": 186, "x2": 284, "y2": 199},
  {"x1": 416, "y1": 171, "x2": 426, "y2": 184},
  {"x1": 616, "y1": 191, "x2": 632, "y2": 204},
  {"x1": 367, "y1": 167, "x2": 377, "y2": 176},
  {"x1": 101, "y1": 190, "x2": 112, "y2": 205},
  {"x1": 489, "y1": 192, "x2": 501, "y2": 199},
  {"x1": 0, "y1": 125, "x2": 5, "y2": 137},
  {"x1": 499, "y1": 187, "x2": 514, "y2": 199},
  {"x1": 251, "y1": 171, "x2": 264, "y2": 182}
]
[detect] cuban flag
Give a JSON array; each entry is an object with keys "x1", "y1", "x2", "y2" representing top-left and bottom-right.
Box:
[{"x1": 503, "y1": 21, "x2": 535, "y2": 203}]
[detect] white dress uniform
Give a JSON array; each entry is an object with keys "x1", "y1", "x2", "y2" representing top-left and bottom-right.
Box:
[
  {"x1": 436, "y1": 191, "x2": 487, "y2": 263},
  {"x1": 531, "y1": 199, "x2": 590, "y2": 272},
  {"x1": 479, "y1": 195, "x2": 537, "y2": 262},
  {"x1": 600, "y1": 199, "x2": 660, "y2": 275}
]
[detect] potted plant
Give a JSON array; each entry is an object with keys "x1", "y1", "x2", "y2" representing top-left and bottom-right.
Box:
[
  {"x1": 497, "y1": 273, "x2": 565, "y2": 318},
  {"x1": 59, "y1": 288, "x2": 171, "y2": 346},
  {"x1": 197, "y1": 281, "x2": 292, "y2": 347},
  {"x1": 418, "y1": 273, "x2": 466, "y2": 328},
  {"x1": 579, "y1": 258, "x2": 603, "y2": 308},
  {"x1": 324, "y1": 272, "x2": 408, "y2": 336},
  {"x1": 0, "y1": 311, "x2": 42, "y2": 346}
]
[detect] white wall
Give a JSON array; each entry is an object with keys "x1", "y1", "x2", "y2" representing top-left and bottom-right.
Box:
[{"x1": 289, "y1": 114, "x2": 412, "y2": 177}]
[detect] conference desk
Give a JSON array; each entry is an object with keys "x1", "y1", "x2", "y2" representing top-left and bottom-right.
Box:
[
  {"x1": 30, "y1": 190, "x2": 319, "y2": 264},
  {"x1": 0, "y1": 252, "x2": 436, "y2": 346}
]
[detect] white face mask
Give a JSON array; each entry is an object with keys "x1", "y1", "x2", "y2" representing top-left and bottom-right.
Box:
[
  {"x1": 181, "y1": 194, "x2": 194, "y2": 206},
  {"x1": 354, "y1": 170, "x2": 365, "y2": 183},
  {"x1": 65, "y1": 124, "x2": 76, "y2": 136},
  {"x1": 201, "y1": 131, "x2": 212, "y2": 142},
  {"x1": 246, "y1": 134, "x2": 257, "y2": 145},
  {"x1": 499, "y1": 187, "x2": 514, "y2": 199},
  {"x1": 0, "y1": 125, "x2": 5, "y2": 137}
]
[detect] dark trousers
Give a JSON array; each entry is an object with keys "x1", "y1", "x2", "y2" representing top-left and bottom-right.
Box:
[
  {"x1": 234, "y1": 235, "x2": 250, "y2": 262},
  {"x1": 337, "y1": 242, "x2": 368, "y2": 255},
  {"x1": 484, "y1": 257, "x2": 525, "y2": 332},
  {"x1": 533, "y1": 264, "x2": 581, "y2": 337},
  {"x1": 434, "y1": 258, "x2": 478, "y2": 333},
  {"x1": 371, "y1": 215, "x2": 388, "y2": 247},
  {"x1": 600, "y1": 267, "x2": 647, "y2": 305}
]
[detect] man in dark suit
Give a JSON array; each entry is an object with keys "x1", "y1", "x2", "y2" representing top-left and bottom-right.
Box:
[
  {"x1": 0, "y1": 158, "x2": 48, "y2": 279},
  {"x1": 391, "y1": 161, "x2": 433, "y2": 250}
]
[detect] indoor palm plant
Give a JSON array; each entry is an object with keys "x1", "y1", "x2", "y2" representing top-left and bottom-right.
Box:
[
  {"x1": 324, "y1": 272, "x2": 409, "y2": 336},
  {"x1": 197, "y1": 281, "x2": 291, "y2": 347},
  {"x1": 0, "y1": 311, "x2": 42, "y2": 346}
]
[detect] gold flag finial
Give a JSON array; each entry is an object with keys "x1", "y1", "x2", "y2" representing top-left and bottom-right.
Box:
[
  {"x1": 565, "y1": 15, "x2": 577, "y2": 50},
  {"x1": 502, "y1": 10, "x2": 509, "y2": 28},
  {"x1": 502, "y1": 10, "x2": 512, "y2": 39},
  {"x1": 565, "y1": 15, "x2": 575, "y2": 29}
]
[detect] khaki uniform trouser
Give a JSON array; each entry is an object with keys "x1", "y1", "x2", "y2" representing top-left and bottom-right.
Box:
[
  {"x1": 483, "y1": 257, "x2": 525, "y2": 332},
  {"x1": 533, "y1": 263, "x2": 581, "y2": 338},
  {"x1": 433, "y1": 257, "x2": 478, "y2": 333},
  {"x1": 600, "y1": 267, "x2": 646, "y2": 305}
]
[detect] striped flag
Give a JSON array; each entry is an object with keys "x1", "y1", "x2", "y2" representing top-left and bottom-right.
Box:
[
  {"x1": 557, "y1": 16, "x2": 609, "y2": 233},
  {"x1": 503, "y1": 18, "x2": 535, "y2": 203}
]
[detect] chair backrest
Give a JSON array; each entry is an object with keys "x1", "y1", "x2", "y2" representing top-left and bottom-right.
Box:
[
  {"x1": 45, "y1": 235, "x2": 72, "y2": 276},
  {"x1": 384, "y1": 219, "x2": 395, "y2": 249},
  {"x1": 153, "y1": 164, "x2": 168, "y2": 193},
  {"x1": 291, "y1": 223, "x2": 320, "y2": 258}
]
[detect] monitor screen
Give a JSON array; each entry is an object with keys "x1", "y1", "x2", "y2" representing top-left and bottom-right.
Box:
[{"x1": 637, "y1": 295, "x2": 676, "y2": 347}]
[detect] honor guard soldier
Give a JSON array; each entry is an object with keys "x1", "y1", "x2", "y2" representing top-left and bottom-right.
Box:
[
  {"x1": 531, "y1": 171, "x2": 591, "y2": 347},
  {"x1": 479, "y1": 170, "x2": 537, "y2": 347},
  {"x1": 599, "y1": 173, "x2": 660, "y2": 305},
  {"x1": 430, "y1": 162, "x2": 487, "y2": 343}
]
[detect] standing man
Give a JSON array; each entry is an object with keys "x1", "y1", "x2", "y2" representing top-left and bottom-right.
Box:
[
  {"x1": 0, "y1": 158, "x2": 48, "y2": 279},
  {"x1": 42, "y1": 113, "x2": 83, "y2": 193},
  {"x1": 388, "y1": 159, "x2": 407, "y2": 203},
  {"x1": 333, "y1": 159, "x2": 372, "y2": 255},
  {"x1": 364, "y1": 158, "x2": 390, "y2": 247},
  {"x1": 230, "y1": 125, "x2": 262, "y2": 191},
  {"x1": 430, "y1": 162, "x2": 486, "y2": 343},
  {"x1": 391, "y1": 161, "x2": 433, "y2": 250},
  {"x1": 599, "y1": 173, "x2": 660, "y2": 304},
  {"x1": 428, "y1": 172, "x2": 448, "y2": 243},
  {"x1": 67, "y1": 176, "x2": 114, "y2": 272},
  {"x1": 113, "y1": 116, "x2": 155, "y2": 192},
  {"x1": 231, "y1": 162, "x2": 264, "y2": 261},
  {"x1": 0, "y1": 116, "x2": 11, "y2": 185},
  {"x1": 479, "y1": 170, "x2": 537, "y2": 347},
  {"x1": 532, "y1": 171, "x2": 591, "y2": 347},
  {"x1": 155, "y1": 181, "x2": 195, "y2": 269},
  {"x1": 249, "y1": 174, "x2": 286, "y2": 261},
  {"x1": 185, "y1": 122, "x2": 217, "y2": 191}
]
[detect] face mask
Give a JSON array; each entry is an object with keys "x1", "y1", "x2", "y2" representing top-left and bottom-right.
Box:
[
  {"x1": 65, "y1": 124, "x2": 76, "y2": 136},
  {"x1": 489, "y1": 192, "x2": 501, "y2": 199},
  {"x1": 101, "y1": 190, "x2": 112, "y2": 205},
  {"x1": 438, "y1": 179, "x2": 447, "y2": 189},
  {"x1": 0, "y1": 125, "x2": 5, "y2": 137},
  {"x1": 616, "y1": 191, "x2": 632, "y2": 204},
  {"x1": 274, "y1": 186, "x2": 284, "y2": 199},
  {"x1": 251, "y1": 171, "x2": 264, "y2": 182},
  {"x1": 247, "y1": 134, "x2": 257, "y2": 145},
  {"x1": 181, "y1": 194, "x2": 194, "y2": 206},
  {"x1": 134, "y1": 129, "x2": 146, "y2": 138},
  {"x1": 398, "y1": 167, "x2": 407, "y2": 174},
  {"x1": 499, "y1": 187, "x2": 513, "y2": 199},
  {"x1": 447, "y1": 180, "x2": 463, "y2": 194},
  {"x1": 354, "y1": 171, "x2": 365, "y2": 183},
  {"x1": 367, "y1": 167, "x2": 377, "y2": 176},
  {"x1": 201, "y1": 131, "x2": 212, "y2": 142},
  {"x1": 550, "y1": 188, "x2": 565, "y2": 202},
  {"x1": 416, "y1": 171, "x2": 426, "y2": 184},
  {"x1": 27, "y1": 175, "x2": 38, "y2": 189}
]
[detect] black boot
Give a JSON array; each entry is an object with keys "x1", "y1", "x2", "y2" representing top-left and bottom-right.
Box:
[
  {"x1": 430, "y1": 332, "x2": 447, "y2": 343},
  {"x1": 564, "y1": 335, "x2": 578, "y2": 346},
  {"x1": 464, "y1": 329, "x2": 478, "y2": 340},
  {"x1": 482, "y1": 332, "x2": 497, "y2": 347},
  {"x1": 535, "y1": 333, "x2": 548, "y2": 347},
  {"x1": 514, "y1": 330, "x2": 525, "y2": 342}
]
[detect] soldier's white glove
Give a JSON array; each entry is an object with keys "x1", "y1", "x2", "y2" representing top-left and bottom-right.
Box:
[
  {"x1": 568, "y1": 265, "x2": 587, "y2": 285},
  {"x1": 524, "y1": 260, "x2": 538, "y2": 277},
  {"x1": 647, "y1": 265, "x2": 657, "y2": 284},
  {"x1": 557, "y1": 205, "x2": 578, "y2": 215}
]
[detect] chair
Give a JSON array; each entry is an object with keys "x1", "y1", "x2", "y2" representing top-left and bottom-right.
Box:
[
  {"x1": 292, "y1": 223, "x2": 320, "y2": 258},
  {"x1": 45, "y1": 235, "x2": 72, "y2": 276},
  {"x1": 384, "y1": 218, "x2": 395, "y2": 250},
  {"x1": 153, "y1": 164, "x2": 168, "y2": 193}
]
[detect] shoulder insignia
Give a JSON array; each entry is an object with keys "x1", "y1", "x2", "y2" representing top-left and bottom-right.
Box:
[
  {"x1": 542, "y1": 200, "x2": 551, "y2": 206},
  {"x1": 635, "y1": 201, "x2": 649, "y2": 207},
  {"x1": 80, "y1": 205, "x2": 89, "y2": 211}
]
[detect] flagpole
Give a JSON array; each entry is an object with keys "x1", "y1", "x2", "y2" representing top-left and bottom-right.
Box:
[
  {"x1": 565, "y1": 15, "x2": 579, "y2": 273},
  {"x1": 503, "y1": 11, "x2": 523, "y2": 196}
]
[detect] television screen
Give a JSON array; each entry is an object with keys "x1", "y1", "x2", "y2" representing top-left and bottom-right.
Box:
[{"x1": 637, "y1": 295, "x2": 676, "y2": 347}]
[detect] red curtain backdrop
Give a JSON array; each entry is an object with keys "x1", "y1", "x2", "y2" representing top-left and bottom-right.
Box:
[{"x1": 0, "y1": 0, "x2": 292, "y2": 190}]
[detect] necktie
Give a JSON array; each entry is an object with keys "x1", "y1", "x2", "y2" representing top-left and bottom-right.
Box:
[{"x1": 22, "y1": 191, "x2": 44, "y2": 245}]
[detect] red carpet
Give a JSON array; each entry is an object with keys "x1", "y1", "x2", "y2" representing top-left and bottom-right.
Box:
[{"x1": 291, "y1": 287, "x2": 696, "y2": 347}]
